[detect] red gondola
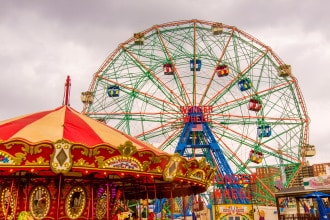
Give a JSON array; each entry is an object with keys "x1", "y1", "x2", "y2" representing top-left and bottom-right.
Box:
[
  {"x1": 163, "y1": 63, "x2": 174, "y2": 75},
  {"x1": 216, "y1": 65, "x2": 229, "y2": 77},
  {"x1": 248, "y1": 99, "x2": 262, "y2": 112}
]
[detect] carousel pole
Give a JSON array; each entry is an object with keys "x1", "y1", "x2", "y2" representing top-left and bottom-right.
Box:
[
  {"x1": 146, "y1": 177, "x2": 149, "y2": 220},
  {"x1": 122, "y1": 185, "x2": 126, "y2": 212},
  {"x1": 86, "y1": 200, "x2": 91, "y2": 220},
  {"x1": 90, "y1": 177, "x2": 94, "y2": 220},
  {"x1": 154, "y1": 179, "x2": 157, "y2": 209},
  {"x1": 136, "y1": 199, "x2": 142, "y2": 220},
  {"x1": 5, "y1": 178, "x2": 15, "y2": 220},
  {"x1": 182, "y1": 195, "x2": 186, "y2": 220},
  {"x1": 14, "y1": 173, "x2": 21, "y2": 219},
  {"x1": 56, "y1": 174, "x2": 63, "y2": 220},
  {"x1": 24, "y1": 175, "x2": 30, "y2": 211},
  {"x1": 170, "y1": 186, "x2": 174, "y2": 220},
  {"x1": 107, "y1": 178, "x2": 110, "y2": 220},
  {"x1": 138, "y1": 178, "x2": 141, "y2": 220}
]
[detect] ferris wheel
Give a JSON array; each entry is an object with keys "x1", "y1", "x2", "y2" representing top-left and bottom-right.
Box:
[{"x1": 81, "y1": 20, "x2": 314, "y2": 204}]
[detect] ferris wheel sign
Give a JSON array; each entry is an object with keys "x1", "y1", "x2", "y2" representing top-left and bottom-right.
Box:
[{"x1": 180, "y1": 106, "x2": 213, "y2": 123}]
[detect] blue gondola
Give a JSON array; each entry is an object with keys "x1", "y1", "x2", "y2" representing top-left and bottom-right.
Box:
[
  {"x1": 238, "y1": 78, "x2": 252, "y2": 91},
  {"x1": 107, "y1": 85, "x2": 120, "y2": 97},
  {"x1": 190, "y1": 59, "x2": 202, "y2": 71},
  {"x1": 257, "y1": 124, "x2": 271, "y2": 138}
]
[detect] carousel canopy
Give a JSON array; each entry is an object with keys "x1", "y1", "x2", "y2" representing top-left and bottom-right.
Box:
[
  {"x1": 0, "y1": 105, "x2": 214, "y2": 199},
  {"x1": 0, "y1": 105, "x2": 165, "y2": 154}
]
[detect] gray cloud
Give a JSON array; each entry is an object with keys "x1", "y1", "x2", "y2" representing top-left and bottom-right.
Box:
[{"x1": 0, "y1": 0, "x2": 329, "y2": 165}]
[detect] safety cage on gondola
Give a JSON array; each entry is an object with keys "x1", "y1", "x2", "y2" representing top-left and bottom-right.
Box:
[
  {"x1": 211, "y1": 23, "x2": 223, "y2": 35},
  {"x1": 238, "y1": 78, "x2": 252, "y2": 91},
  {"x1": 107, "y1": 85, "x2": 120, "y2": 97},
  {"x1": 80, "y1": 91, "x2": 94, "y2": 104},
  {"x1": 278, "y1": 64, "x2": 291, "y2": 77},
  {"x1": 257, "y1": 124, "x2": 271, "y2": 138},
  {"x1": 249, "y1": 149, "x2": 263, "y2": 164},
  {"x1": 190, "y1": 59, "x2": 202, "y2": 71},
  {"x1": 216, "y1": 64, "x2": 230, "y2": 77},
  {"x1": 248, "y1": 98, "x2": 262, "y2": 112},
  {"x1": 302, "y1": 144, "x2": 316, "y2": 157},
  {"x1": 163, "y1": 63, "x2": 174, "y2": 75},
  {"x1": 134, "y1": 32, "x2": 145, "y2": 45}
]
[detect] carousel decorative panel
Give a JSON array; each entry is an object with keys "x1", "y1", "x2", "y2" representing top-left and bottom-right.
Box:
[
  {"x1": 65, "y1": 186, "x2": 86, "y2": 219},
  {"x1": 29, "y1": 185, "x2": 51, "y2": 219},
  {"x1": 1, "y1": 187, "x2": 16, "y2": 220}
]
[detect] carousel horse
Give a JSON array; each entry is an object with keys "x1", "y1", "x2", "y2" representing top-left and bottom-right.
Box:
[
  {"x1": 118, "y1": 211, "x2": 131, "y2": 220},
  {"x1": 18, "y1": 211, "x2": 34, "y2": 220}
]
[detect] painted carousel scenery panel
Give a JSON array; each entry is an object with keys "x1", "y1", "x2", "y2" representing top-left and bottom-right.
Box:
[
  {"x1": 29, "y1": 185, "x2": 51, "y2": 219},
  {"x1": 1, "y1": 187, "x2": 16, "y2": 220},
  {"x1": 65, "y1": 186, "x2": 86, "y2": 219}
]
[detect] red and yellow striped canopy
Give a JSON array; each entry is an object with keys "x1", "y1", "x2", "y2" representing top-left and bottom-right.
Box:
[
  {"x1": 0, "y1": 105, "x2": 165, "y2": 154},
  {"x1": 0, "y1": 105, "x2": 214, "y2": 199}
]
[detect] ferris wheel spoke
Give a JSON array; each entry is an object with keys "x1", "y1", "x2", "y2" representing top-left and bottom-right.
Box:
[
  {"x1": 162, "y1": 22, "x2": 201, "y2": 106},
  {"x1": 198, "y1": 30, "x2": 234, "y2": 105},
  {"x1": 155, "y1": 27, "x2": 193, "y2": 106},
  {"x1": 216, "y1": 136, "x2": 261, "y2": 175},
  {"x1": 157, "y1": 129, "x2": 182, "y2": 151},
  {"x1": 120, "y1": 46, "x2": 187, "y2": 106},
  {"x1": 212, "y1": 115, "x2": 300, "y2": 154},
  {"x1": 212, "y1": 80, "x2": 296, "y2": 117},
  {"x1": 133, "y1": 119, "x2": 182, "y2": 149},
  {"x1": 134, "y1": 116, "x2": 180, "y2": 139},
  {"x1": 97, "y1": 75, "x2": 179, "y2": 111},
  {"x1": 192, "y1": 21, "x2": 198, "y2": 105},
  {"x1": 258, "y1": 81, "x2": 301, "y2": 117},
  {"x1": 204, "y1": 50, "x2": 269, "y2": 107}
]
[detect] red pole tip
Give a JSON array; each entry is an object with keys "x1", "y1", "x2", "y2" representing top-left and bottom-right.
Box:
[{"x1": 63, "y1": 75, "x2": 71, "y2": 106}]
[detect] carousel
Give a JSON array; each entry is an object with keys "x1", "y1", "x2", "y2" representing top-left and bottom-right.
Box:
[{"x1": 0, "y1": 77, "x2": 214, "y2": 220}]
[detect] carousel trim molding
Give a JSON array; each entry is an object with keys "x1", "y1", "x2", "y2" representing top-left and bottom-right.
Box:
[
  {"x1": 25, "y1": 156, "x2": 49, "y2": 166},
  {"x1": 50, "y1": 139, "x2": 73, "y2": 174},
  {"x1": 103, "y1": 155, "x2": 143, "y2": 170},
  {"x1": 0, "y1": 151, "x2": 16, "y2": 165},
  {"x1": 163, "y1": 154, "x2": 181, "y2": 182},
  {"x1": 118, "y1": 141, "x2": 137, "y2": 156}
]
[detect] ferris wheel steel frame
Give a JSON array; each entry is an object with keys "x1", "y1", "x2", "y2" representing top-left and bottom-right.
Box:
[{"x1": 82, "y1": 19, "x2": 311, "y2": 205}]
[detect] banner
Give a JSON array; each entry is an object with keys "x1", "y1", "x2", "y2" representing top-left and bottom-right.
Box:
[
  {"x1": 212, "y1": 204, "x2": 254, "y2": 220},
  {"x1": 303, "y1": 176, "x2": 330, "y2": 189}
]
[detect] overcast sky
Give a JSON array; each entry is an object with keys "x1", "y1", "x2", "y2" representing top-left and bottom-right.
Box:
[{"x1": 1, "y1": 0, "x2": 329, "y2": 165}]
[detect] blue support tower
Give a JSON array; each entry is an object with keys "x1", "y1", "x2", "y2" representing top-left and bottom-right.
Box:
[{"x1": 175, "y1": 106, "x2": 250, "y2": 204}]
